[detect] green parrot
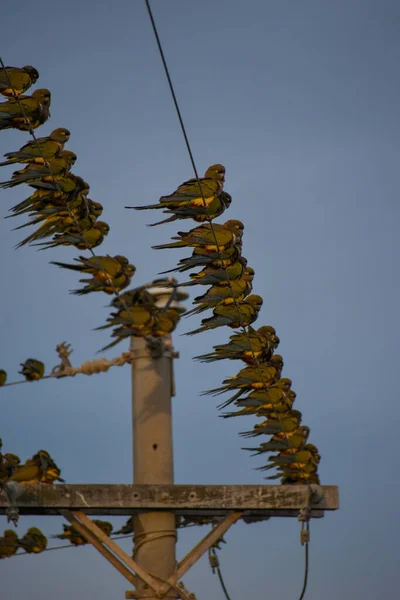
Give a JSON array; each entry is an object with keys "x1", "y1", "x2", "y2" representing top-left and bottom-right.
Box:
[
  {"x1": 51, "y1": 255, "x2": 136, "y2": 295},
  {"x1": 178, "y1": 256, "x2": 247, "y2": 288},
  {"x1": 19, "y1": 358, "x2": 45, "y2": 381},
  {"x1": 0, "y1": 89, "x2": 51, "y2": 131},
  {"x1": 0, "y1": 453, "x2": 21, "y2": 482},
  {"x1": 150, "y1": 307, "x2": 184, "y2": 336},
  {"x1": 185, "y1": 294, "x2": 263, "y2": 336},
  {"x1": 0, "y1": 150, "x2": 76, "y2": 188},
  {"x1": 0, "y1": 530, "x2": 19, "y2": 559},
  {"x1": 243, "y1": 426, "x2": 310, "y2": 455},
  {"x1": 0, "y1": 369, "x2": 7, "y2": 386},
  {"x1": 30, "y1": 172, "x2": 89, "y2": 193},
  {"x1": 18, "y1": 527, "x2": 48, "y2": 554},
  {"x1": 147, "y1": 191, "x2": 232, "y2": 227},
  {"x1": 0, "y1": 65, "x2": 39, "y2": 96},
  {"x1": 9, "y1": 449, "x2": 64, "y2": 484},
  {"x1": 259, "y1": 444, "x2": 320, "y2": 473},
  {"x1": 221, "y1": 378, "x2": 295, "y2": 418},
  {"x1": 186, "y1": 267, "x2": 253, "y2": 317},
  {"x1": 127, "y1": 164, "x2": 225, "y2": 220},
  {"x1": 160, "y1": 243, "x2": 242, "y2": 275},
  {"x1": 0, "y1": 128, "x2": 71, "y2": 167},
  {"x1": 194, "y1": 324, "x2": 279, "y2": 364},
  {"x1": 202, "y1": 355, "x2": 284, "y2": 408},
  {"x1": 52, "y1": 520, "x2": 113, "y2": 545},
  {"x1": 239, "y1": 410, "x2": 303, "y2": 438},
  {"x1": 280, "y1": 473, "x2": 320, "y2": 485},
  {"x1": 153, "y1": 219, "x2": 243, "y2": 251},
  {"x1": 33, "y1": 220, "x2": 110, "y2": 251}
]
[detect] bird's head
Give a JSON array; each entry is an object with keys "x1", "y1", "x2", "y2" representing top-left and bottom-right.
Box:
[
  {"x1": 275, "y1": 378, "x2": 292, "y2": 391},
  {"x1": 270, "y1": 354, "x2": 284, "y2": 369},
  {"x1": 4, "y1": 530, "x2": 18, "y2": 541},
  {"x1": 60, "y1": 150, "x2": 77, "y2": 165},
  {"x1": 51, "y1": 128, "x2": 70, "y2": 142},
  {"x1": 23, "y1": 66, "x2": 39, "y2": 83},
  {"x1": 95, "y1": 221, "x2": 110, "y2": 235},
  {"x1": 247, "y1": 294, "x2": 263, "y2": 308},
  {"x1": 204, "y1": 164, "x2": 226, "y2": 183},
  {"x1": 32, "y1": 89, "x2": 51, "y2": 104}
]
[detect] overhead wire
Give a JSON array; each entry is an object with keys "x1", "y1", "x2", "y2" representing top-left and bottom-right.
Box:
[{"x1": 7, "y1": 533, "x2": 133, "y2": 558}]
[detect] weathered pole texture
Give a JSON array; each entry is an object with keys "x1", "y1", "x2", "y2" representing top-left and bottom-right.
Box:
[{"x1": 131, "y1": 335, "x2": 177, "y2": 599}]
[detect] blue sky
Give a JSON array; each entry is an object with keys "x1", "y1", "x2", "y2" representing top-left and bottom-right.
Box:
[{"x1": 1, "y1": 0, "x2": 399, "y2": 598}]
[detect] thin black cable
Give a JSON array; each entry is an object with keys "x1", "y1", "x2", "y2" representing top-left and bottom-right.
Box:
[
  {"x1": 9, "y1": 534, "x2": 134, "y2": 557},
  {"x1": 298, "y1": 523, "x2": 310, "y2": 600}
]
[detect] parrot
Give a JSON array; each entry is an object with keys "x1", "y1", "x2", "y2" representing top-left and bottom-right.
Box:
[
  {"x1": 243, "y1": 426, "x2": 310, "y2": 455},
  {"x1": 109, "y1": 287, "x2": 156, "y2": 310},
  {"x1": 50, "y1": 255, "x2": 136, "y2": 295},
  {"x1": 259, "y1": 444, "x2": 320, "y2": 472},
  {"x1": 186, "y1": 267, "x2": 254, "y2": 317},
  {"x1": 0, "y1": 150, "x2": 77, "y2": 188},
  {"x1": 150, "y1": 307, "x2": 184, "y2": 336},
  {"x1": 194, "y1": 324, "x2": 279, "y2": 364},
  {"x1": 204, "y1": 355, "x2": 284, "y2": 409},
  {"x1": 0, "y1": 369, "x2": 7, "y2": 386},
  {"x1": 185, "y1": 294, "x2": 263, "y2": 336},
  {"x1": 152, "y1": 220, "x2": 243, "y2": 252},
  {"x1": 221, "y1": 378, "x2": 295, "y2": 418},
  {"x1": 146, "y1": 191, "x2": 232, "y2": 227},
  {"x1": 0, "y1": 65, "x2": 39, "y2": 97},
  {"x1": 18, "y1": 527, "x2": 48, "y2": 554},
  {"x1": 0, "y1": 128, "x2": 71, "y2": 167},
  {"x1": 239, "y1": 409, "x2": 303, "y2": 438},
  {"x1": 0, "y1": 453, "x2": 21, "y2": 482},
  {"x1": 33, "y1": 220, "x2": 110, "y2": 250},
  {"x1": 114, "y1": 517, "x2": 133, "y2": 535},
  {"x1": 178, "y1": 256, "x2": 248, "y2": 288},
  {"x1": 0, "y1": 530, "x2": 19, "y2": 559},
  {"x1": 160, "y1": 243, "x2": 242, "y2": 275},
  {"x1": 52, "y1": 520, "x2": 113, "y2": 545},
  {"x1": 8, "y1": 450, "x2": 64, "y2": 484},
  {"x1": 29, "y1": 172, "x2": 89, "y2": 193},
  {"x1": 0, "y1": 89, "x2": 51, "y2": 131},
  {"x1": 128, "y1": 164, "x2": 225, "y2": 213},
  {"x1": 19, "y1": 358, "x2": 45, "y2": 381}
]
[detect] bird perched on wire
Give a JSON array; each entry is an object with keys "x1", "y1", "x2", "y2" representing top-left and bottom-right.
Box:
[
  {"x1": 0, "y1": 128, "x2": 71, "y2": 167},
  {"x1": 33, "y1": 220, "x2": 110, "y2": 251},
  {"x1": 52, "y1": 520, "x2": 113, "y2": 546},
  {"x1": 19, "y1": 358, "x2": 45, "y2": 381},
  {"x1": 153, "y1": 220, "x2": 243, "y2": 252},
  {"x1": 0, "y1": 65, "x2": 39, "y2": 97},
  {"x1": 178, "y1": 256, "x2": 248, "y2": 288},
  {"x1": 243, "y1": 426, "x2": 310, "y2": 455},
  {"x1": 114, "y1": 517, "x2": 133, "y2": 535},
  {"x1": 18, "y1": 527, "x2": 48, "y2": 554},
  {"x1": 50, "y1": 255, "x2": 136, "y2": 295},
  {"x1": 259, "y1": 444, "x2": 320, "y2": 472},
  {"x1": 161, "y1": 242, "x2": 243, "y2": 275},
  {"x1": 127, "y1": 164, "x2": 229, "y2": 226},
  {"x1": 8, "y1": 450, "x2": 64, "y2": 484},
  {"x1": 195, "y1": 324, "x2": 278, "y2": 364},
  {"x1": 222, "y1": 378, "x2": 295, "y2": 418},
  {"x1": 239, "y1": 409, "x2": 303, "y2": 438},
  {"x1": 0, "y1": 369, "x2": 7, "y2": 386},
  {"x1": 185, "y1": 294, "x2": 263, "y2": 336},
  {"x1": 0, "y1": 150, "x2": 77, "y2": 188},
  {"x1": 153, "y1": 190, "x2": 232, "y2": 226},
  {"x1": 0, "y1": 453, "x2": 20, "y2": 483},
  {"x1": 203, "y1": 355, "x2": 284, "y2": 409},
  {"x1": 0, "y1": 530, "x2": 19, "y2": 559},
  {"x1": 0, "y1": 88, "x2": 51, "y2": 131}
]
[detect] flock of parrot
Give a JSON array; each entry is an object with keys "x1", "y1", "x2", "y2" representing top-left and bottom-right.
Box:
[{"x1": 130, "y1": 162, "x2": 321, "y2": 484}]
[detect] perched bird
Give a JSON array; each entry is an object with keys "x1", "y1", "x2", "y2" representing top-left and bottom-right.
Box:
[
  {"x1": 0, "y1": 150, "x2": 76, "y2": 189},
  {"x1": 53, "y1": 520, "x2": 113, "y2": 545},
  {"x1": 114, "y1": 517, "x2": 133, "y2": 535},
  {"x1": 128, "y1": 164, "x2": 225, "y2": 217},
  {"x1": 0, "y1": 369, "x2": 7, "y2": 386},
  {"x1": 153, "y1": 220, "x2": 243, "y2": 252},
  {"x1": 185, "y1": 294, "x2": 263, "y2": 336},
  {"x1": 19, "y1": 358, "x2": 45, "y2": 381},
  {"x1": 30, "y1": 172, "x2": 89, "y2": 194},
  {"x1": 18, "y1": 528, "x2": 48, "y2": 554},
  {"x1": 281, "y1": 473, "x2": 320, "y2": 485},
  {"x1": 0, "y1": 89, "x2": 51, "y2": 131},
  {"x1": 239, "y1": 410, "x2": 303, "y2": 438},
  {"x1": 150, "y1": 307, "x2": 184, "y2": 337},
  {"x1": 0, "y1": 128, "x2": 71, "y2": 167},
  {"x1": 9, "y1": 450, "x2": 64, "y2": 484},
  {"x1": 178, "y1": 256, "x2": 247, "y2": 288},
  {"x1": 33, "y1": 220, "x2": 110, "y2": 251},
  {"x1": 0, "y1": 530, "x2": 19, "y2": 559},
  {"x1": 161, "y1": 243, "x2": 243, "y2": 275},
  {"x1": 195, "y1": 323, "x2": 278, "y2": 366},
  {"x1": 243, "y1": 426, "x2": 310, "y2": 455},
  {"x1": 221, "y1": 378, "x2": 294, "y2": 418},
  {"x1": 51, "y1": 255, "x2": 136, "y2": 295},
  {"x1": 0, "y1": 66, "x2": 39, "y2": 97},
  {"x1": 202, "y1": 354, "x2": 284, "y2": 406},
  {"x1": 148, "y1": 191, "x2": 232, "y2": 227},
  {"x1": 259, "y1": 444, "x2": 320, "y2": 472}
]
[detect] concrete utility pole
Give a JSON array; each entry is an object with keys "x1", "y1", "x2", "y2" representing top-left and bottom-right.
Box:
[{"x1": 131, "y1": 334, "x2": 177, "y2": 598}]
